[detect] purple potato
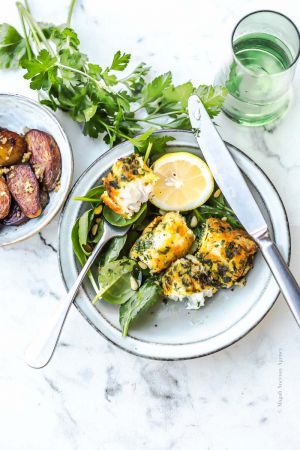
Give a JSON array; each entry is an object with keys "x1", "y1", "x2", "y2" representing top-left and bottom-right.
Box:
[
  {"x1": 0, "y1": 176, "x2": 11, "y2": 219},
  {"x1": 0, "y1": 129, "x2": 26, "y2": 167},
  {"x1": 7, "y1": 164, "x2": 42, "y2": 218},
  {"x1": 2, "y1": 201, "x2": 28, "y2": 226},
  {"x1": 25, "y1": 130, "x2": 61, "y2": 191}
]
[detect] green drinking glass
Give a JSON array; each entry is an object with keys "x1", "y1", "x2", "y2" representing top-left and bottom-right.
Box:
[{"x1": 216, "y1": 10, "x2": 300, "y2": 126}]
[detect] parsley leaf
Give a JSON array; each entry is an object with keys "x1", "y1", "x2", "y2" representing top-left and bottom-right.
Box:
[
  {"x1": 22, "y1": 49, "x2": 57, "y2": 89},
  {"x1": 141, "y1": 71, "x2": 172, "y2": 105},
  {"x1": 0, "y1": 4, "x2": 227, "y2": 148},
  {"x1": 134, "y1": 134, "x2": 175, "y2": 159},
  {"x1": 0, "y1": 23, "x2": 28, "y2": 68},
  {"x1": 195, "y1": 85, "x2": 228, "y2": 118},
  {"x1": 109, "y1": 50, "x2": 131, "y2": 71}
]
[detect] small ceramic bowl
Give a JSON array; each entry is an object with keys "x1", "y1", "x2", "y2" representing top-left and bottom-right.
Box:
[{"x1": 0, "y1": 93, "x2": 73, "y2": 246}]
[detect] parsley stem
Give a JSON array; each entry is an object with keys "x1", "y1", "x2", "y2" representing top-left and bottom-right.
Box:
[
  {"x1": 98, "y1": 119, "x2": 132, "y2": 143},
  {"x1": 129, "y1": 110, "x2": 185, "y2": 121},
  {"x1": 129, "y1": 118, "x2": 179, "y2": 129},
  {"x1": 17, "y1": 4, "x2": 54, "y2": 55},
  {"x1": 56, "y1": 63, "x2": 111, "y2": 91},
  {"x1": 143, "y1": 142, "x2": 153, "y2": 163},
  {"x1": 132, "y1": 104, "x2": 144, "y2": 113},
  {"x1": 148, "y1": 110, "x2": 185, "y2": 119},
  {"x1": 212, "y1": 198, "x2": 235, "y2": 214},
  {"x1": 16, "y1": 4, "x2": 42, "y2": 52},
  {"x1": 18, "y1": 7, "x2": 32, "y2": 60},
  {"x1": 67, "y1": 0, "x2": 77, "y2": 27},
  {"x1": 24, "y1": 0, "x2": 31, "y2": 12},
  {"x1": 194, "y1": 209, "x2": 204, "y2": 221}
]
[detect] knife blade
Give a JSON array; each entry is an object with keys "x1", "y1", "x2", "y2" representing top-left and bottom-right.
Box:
[
  {"x1": 188, "y1": 94, "x2": 268, "y2": 240},
  {"x1": 188, "y1": 94, "x2": 300, "y2": 327}
]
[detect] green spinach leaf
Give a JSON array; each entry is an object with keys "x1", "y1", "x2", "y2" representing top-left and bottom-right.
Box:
[
  {"x1": 78, "y1": 209, "x2": 94, "y2": 254},
  {"x1": 71, "y1": 217, "x2": 87, "y2": 266},
  {"x1": 73, "y1": 184, "x2": 104, "y2": 203},
  {"x1": 93, "y1": 257, "x2": 136, "y2": 304},
  {"x1": 102, "y1": 235, "x2": 127, "y2": 265},
  {"x1": 103, "y1": 203, "x2": 147, "y2": 227},
  {"x1": 120, "y1": 278, "x2": 162, "y2": 336}
]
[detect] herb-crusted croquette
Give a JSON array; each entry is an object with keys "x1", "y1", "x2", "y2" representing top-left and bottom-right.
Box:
[
  {"x1": 196, "y1": 217, "x2": 257, "y2": 288},
  {"x1": 162, "y1": 255, "x2": 217, "y2": 309},
  {"x1": 101, "y1": 153, "x2": 157, "y2": 218},
  {"x1": 130, "y1": 211, "x2": 195, "y2": 273}
]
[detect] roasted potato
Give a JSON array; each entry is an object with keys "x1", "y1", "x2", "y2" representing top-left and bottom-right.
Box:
[
  {"x1": 7, "y1": 164, "x2": 42, "y2": 218},
  {"x1": 2, "y1": 201, "x2": 28, "y2": 226},
  {"x1": 0, "y1": 176, "x2": 11, "y2": 219},
  {"x1": 40, "y1": 189, "x2": 50, "y2": 209},
  {"x1": 25, "y1": 130, "x2": 61, "y2": 191},
  {"x1": 0, "y1": 129, "x2": 26, "y2": 167}
]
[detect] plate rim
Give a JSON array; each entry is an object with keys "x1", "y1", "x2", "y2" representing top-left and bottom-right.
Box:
[
  {"x1": 0, "y1": 92, "x2": 74, "y2": 246},
  {"x1": 58, "y1": 130, "x2": 291, "y2": 360}
]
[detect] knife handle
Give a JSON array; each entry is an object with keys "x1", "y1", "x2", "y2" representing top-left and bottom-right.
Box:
[{"x1": 257, "y1": 235, "x2": 300, "y2": 326}]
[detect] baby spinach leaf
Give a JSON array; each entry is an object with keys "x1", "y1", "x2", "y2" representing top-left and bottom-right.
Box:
[
  {"x1": 78, "y1": 209, "x2": 94, "y2": 254},
  {"x1": 103, "y1": 203, "x2": 147, "y2": 227},
  {"x1": 102, "y1": 235, "x2": 127, "y2": 265},
  {"x1": 122, "y1": 230, "x2": 140, "y2": 255},
  {"x1": 120, "y1": 278, "x2": 162, "y2": 336},
  {"x1": 73, "y1": 184, "x2": 104, "y2": 204},
  {"x1": 71, "y1": 217, "x2": 87, "y2": 266},
  {"x1": 93, "y1": 257, "x2": 136, "y2": 304},
  {"x1": 85, "y1": 185, "x2": 104, "y2": 198},
  {"x1": 71, "y1": 215, "x2": 99, "y2": 294}
]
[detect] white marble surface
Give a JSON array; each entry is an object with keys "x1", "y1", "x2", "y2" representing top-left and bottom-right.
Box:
[{"x1": 1, "y1": 0, "x2": 300, "y2": 449}]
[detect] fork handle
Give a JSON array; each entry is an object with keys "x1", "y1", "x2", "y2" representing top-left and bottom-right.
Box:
[
  {"x1": 257, "y1": 234, "x2": 300, "y2": 326},
  {"x1": 24, "y1": 227, "x2": 112, "y2": 369}
]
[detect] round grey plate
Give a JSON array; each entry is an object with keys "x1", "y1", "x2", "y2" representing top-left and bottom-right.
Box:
[
  {"x1": 0, "y1": 93, "x2": 73, "y2": 246},
  {"x1": 59, "y1": 130, "x2": 290, "y2": 360}
]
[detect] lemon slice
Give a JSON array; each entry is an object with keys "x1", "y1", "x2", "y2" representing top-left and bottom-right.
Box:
[{"x1": 150, "y1": 152, "x2": 214, "y2": 211}]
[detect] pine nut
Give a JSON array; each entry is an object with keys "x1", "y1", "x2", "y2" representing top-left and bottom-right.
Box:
[
  {"x1": 94, "y1": 204, "x2": 103, "y2": 215},
  {"x1": 214, "y1": 189, "x2": 221, "y2": 198},
  {"x1": 190, "y1": 215, "x2": 198, "y2": 228},
  {"x1": 91, "y1": 223, "x2": 98, "y2": 236},
  {"x1": 138, "y1": 261, "x2": 148, "y2": 270},
  {"x1": 130, "y1": 276, "x2": 139, "y2": 291}
]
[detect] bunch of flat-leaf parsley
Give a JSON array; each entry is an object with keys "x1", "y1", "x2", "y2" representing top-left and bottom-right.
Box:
[{"x1": 0, "y1": 0, "x2": 227, "y2": 148}]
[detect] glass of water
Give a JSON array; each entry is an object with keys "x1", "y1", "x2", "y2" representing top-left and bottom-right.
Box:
[{"x1": 216, "y1": 10, "x2": 300, "y2": 126}]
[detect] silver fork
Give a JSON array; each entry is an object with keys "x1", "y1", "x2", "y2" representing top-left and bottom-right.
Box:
[{"x1": 25, "y1": 220, "x2": 130, "y2": 369}]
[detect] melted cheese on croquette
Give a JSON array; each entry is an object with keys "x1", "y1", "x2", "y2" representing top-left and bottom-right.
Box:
[
  {"x1": 130, "y1": 212, "x2": 195, "y2": 273},
  {"x1": 162, "y1": 255, "x2": 217, "y2": 309},
  {"x1": 101, "y1": 153, "x2": 157, "y2": 218}
]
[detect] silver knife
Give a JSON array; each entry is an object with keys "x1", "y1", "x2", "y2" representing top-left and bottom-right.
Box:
[{"x1": 188, "y1": 94, "x2": 300, "y2": 326}]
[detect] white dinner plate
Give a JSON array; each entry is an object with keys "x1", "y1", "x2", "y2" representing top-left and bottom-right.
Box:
[{"x1": 58, "y1": 130, "x2": 290, "y2": 360}]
